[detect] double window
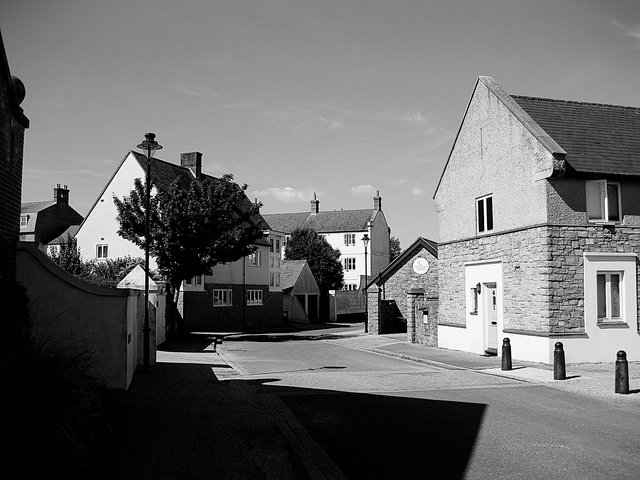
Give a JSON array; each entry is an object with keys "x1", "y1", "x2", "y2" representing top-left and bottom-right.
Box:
[
  {"x1": 213, "y1": 289, "x2": 232, "y2": 307},
  {"x1": 248, "y1": 250, "x2": 261, "y2": 267},
  {"x1": 97, "y1": 244, "x2": 109, "y2": 259},
  {"x1": 344, "y1": 257, "x2": 356, "y2": 271},
  {"x1": 596, "y1": 272, "x2": 622, "y2": 323},
  {"x1": 247, "y1": 289, "x2": 263, "y2": 306},
  {"x1": 344, "y1": 233, "x2": 356, "y2": 246},
  {"x1": 586, "y1": 180, "x2": 621, "y2": 223},
  {"x1": 476, "y1": 195, "x2": 493, "y2": 234}
]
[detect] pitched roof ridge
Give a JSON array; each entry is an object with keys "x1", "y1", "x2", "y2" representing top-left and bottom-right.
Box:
[{"x1": 512, "y1": 94, "x2": 640, "y2": 111}]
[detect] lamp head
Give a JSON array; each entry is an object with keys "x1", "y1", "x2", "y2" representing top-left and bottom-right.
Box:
[
  {"x1": 137, "y1": 132, "x2": 163, "y2": 157},
  {"x1": 361, "y1": 233, "x2": 370, "y2": 247}
]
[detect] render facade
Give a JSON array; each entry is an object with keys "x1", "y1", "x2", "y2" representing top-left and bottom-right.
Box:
[
  {"x1": 75, "y1": 150, "x2": 283, "y2": 332},
  {"x1": 434, "y1": 76, "x2": 640, "y2": 363}
]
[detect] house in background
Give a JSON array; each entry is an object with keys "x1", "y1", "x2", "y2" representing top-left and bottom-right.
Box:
[
  {"x1": 20, "y1": 184, "x2": 83, "y2": 252},
  {"x1": 0, "y1": 28, "x2": 29, "y2": 281},
  {"x1": 281, "y1": 259, "x2": 320, "y2": 323},
  {"x1": 366, "y1": 237, "x2": 438, "y2": 343},
  {"x1": 75, "y1": 150, "x2": 283, "y2": 332},
  {"x1": 434, "y1": 75, "x2": 640, "y2": 363}
]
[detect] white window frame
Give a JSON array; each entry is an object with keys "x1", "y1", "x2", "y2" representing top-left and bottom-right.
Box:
[
  {"x1": 596, "y1": 271, "x2": 623, "y2": 323},
  {"x1": 96, "y1": 244, "x2": 109, "y2": 259},
  {"x1": 247, "y1": 289, "x2": 263, "y2": 306},
  {"x1": 586, "y1": 180, "x2": 622, "y2": 223},
  {"x1": 476, "y1": 195, "x2": 493, "y2": 234},
  {"x1": 344, "y1": 233, "x2": 356, "y2": 246},
  {"x1": 248, "y1": 250, "x2": 261, "y2": 267},
  {"x1": 344, "y1": 257, "x2": 356, "y2": 271},
  {"x1": 213, "y1": 289, "x2": 233, "y2": 307},
  {"x1": 20, "y1": 215, "x2": 28, "y2": 227}
]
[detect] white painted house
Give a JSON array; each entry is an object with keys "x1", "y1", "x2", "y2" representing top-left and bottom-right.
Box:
[{"x1": 75, "y1": 150, "x2": 283, "y2": 331}]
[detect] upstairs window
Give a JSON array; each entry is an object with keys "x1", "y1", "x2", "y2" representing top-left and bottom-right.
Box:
[
  {"x1": 97, "y1": 244, "x2": 109, "y2": 259},
  {"x1": 476, "y1": 195, "x2": 493, "y2": 234},
  {"x1": 344, "y1": 257, "x2": 356, "y2": 271},
  {"x1": 276, "y1": 239, "x2": 281, "y2": 253},
  {"x1": 344, "y1": 233, "x2": 356, "y2": 246},
  {"x1": 586, "y1": 180, "x2": 621, "y2": 223},
  {"x1": 20, "y1": 215, "x2": 28, "y2": 227},
  {"x1": 248, "y1": 250, "x2": 261, "y2": 267}
]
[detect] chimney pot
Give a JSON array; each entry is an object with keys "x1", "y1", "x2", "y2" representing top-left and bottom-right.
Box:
[
  {"x1": 54, "y1": 184, "x2": 69, "y2": 205},
  {"x1": 373, "y1": 191, "x2": 382, "y2": 211},
  {"x1": 310, "y1": 192, "x2": 319, "y2": 214}
]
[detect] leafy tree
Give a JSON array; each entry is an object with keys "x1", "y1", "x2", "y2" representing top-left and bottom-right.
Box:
[
  {"x1": 113, "y1": 174, "x2": 265, "y2": 335},
  {"x1": 284, "y1": 227, "x2": 344, "y2": 294},
  {"x1": 49, "y1": 234, "x2": 84, "y2": 275},
  {"x1": 389, "y1": 235, "x2": 401, "y2": 262}
]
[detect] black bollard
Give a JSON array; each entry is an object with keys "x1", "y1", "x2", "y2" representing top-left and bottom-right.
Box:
[
  {"x1": 615, "y1": 350, "x2": 629, "y2": 394},
  {"x1": 501, "y1": 338, "x2": 512, "y2": 371},
  {"x1": 554, "y1": 342, "x2": 566, "y2": 380}
]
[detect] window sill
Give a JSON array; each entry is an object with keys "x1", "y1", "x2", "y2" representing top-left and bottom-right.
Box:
[
  {"x1": 469, "y1": 312, "x2": 478, "y2": 316},
  {"x1": 589, "y1": 221, "x2": 620, "y2": 226},
  {"x1": 597, "y1": 321, "x2": 629, "y2": 329}
]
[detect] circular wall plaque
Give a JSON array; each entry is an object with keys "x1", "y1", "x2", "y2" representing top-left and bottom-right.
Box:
[{"x1": 412, "y1": 257, "x2": 429, "y2": 275}]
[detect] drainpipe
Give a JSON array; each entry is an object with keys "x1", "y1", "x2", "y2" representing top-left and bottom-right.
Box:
[{"x1": 242, "y1": 255, "x2": 246, "y2": 329}]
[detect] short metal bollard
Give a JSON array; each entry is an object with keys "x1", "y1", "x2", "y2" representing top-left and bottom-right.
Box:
[
  {"x1": 554, "y1": 342, "x2": 566, "y2": 380},
  {"x1": 615, "y1": 350, "x2": 629, "y2": 394},
  {"x1": 501, "y1": 338, "x2": 512, "y2": 371}
]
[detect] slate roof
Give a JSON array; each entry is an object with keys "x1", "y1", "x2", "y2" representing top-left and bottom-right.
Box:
[
  {"x1": 21, "y1": 201, "x2": 56, "y2": 213},
  {"x1": 263, "y1": 209, "x2": 378, "y2": 234},
  {"x1": 511, "y1": 96, "x2": 640, "y2": 176},
  {"x1": 281, "y1": 259, "x2": 307, "y2": 291},
  {"x1": 366, "y1": 236, "x2": 438, "y2": 289},
  {"x1": 48, "y1": 225, "x2": 80, "y2": 245}
]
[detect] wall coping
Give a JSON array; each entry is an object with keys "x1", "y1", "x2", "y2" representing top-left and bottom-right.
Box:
[
  {"x1": 503, "y1": 328, "x2": 588, "y2": 338},
  {"x1": 438, "y1": 321, "x2": 466, "y2": 328}
]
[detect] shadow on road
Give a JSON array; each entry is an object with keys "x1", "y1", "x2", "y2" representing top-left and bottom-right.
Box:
[{"x1": 90, "y1": 359, "x2": 485, "y2": 480}]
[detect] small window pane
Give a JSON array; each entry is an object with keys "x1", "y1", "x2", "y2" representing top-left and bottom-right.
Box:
[
  {"x1": 586, "y1": 181, "x2": 604, "y2": 220},
  {"x1": 486, "y1": 197, "x2": 493, "y2": 231},
  {"x1": 607, "y1": 184, "x2": 620, "y2": 222},
  {"x1": 610, "y1": 274, "x2": 621, "y2": 318},
  {"x1": 477, "y1": 199, "x2": 485, "y2": 232},
  {"x1": 596, "y1": 274, "x2": 606, "y2": 318}
]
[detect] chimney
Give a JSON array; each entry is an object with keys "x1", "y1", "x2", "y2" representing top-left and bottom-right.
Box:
[
  {"x1": 180, "y1": 152, "x2": 202, "y2": 178},
  {"x1": 54, "y1": 184, "x2": 69, "y2": 205},
  {"x1": 373, "y1": 190, "x2": 382, "y2": 211},
  {"x1": 310, "y1": 192, "x2": 319, "y2": 214}
]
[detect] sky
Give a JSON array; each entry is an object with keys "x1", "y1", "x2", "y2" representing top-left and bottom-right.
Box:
[{"x1": 2, "y1": 0, "x2": 640, "y2": 249}]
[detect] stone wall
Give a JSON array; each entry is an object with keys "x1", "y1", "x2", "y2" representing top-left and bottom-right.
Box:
[{"x1": 439, "y1": 223, "x2": 640, "y2": 335}]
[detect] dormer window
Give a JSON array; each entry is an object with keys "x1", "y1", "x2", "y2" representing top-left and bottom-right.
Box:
[
  {"x1": 476, "y1": 195, "x2": 493, "y2": 234},
  {"x1": 586, "y1": 180, "x2": 621, "y2": 223}
]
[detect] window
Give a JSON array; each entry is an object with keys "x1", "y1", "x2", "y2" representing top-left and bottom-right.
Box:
[
  {"x1": 597, "y1": 272, "x2": 622, "y2": 322},
  {"x1": 20, "y1": 215, "x2": 28, "y2": 227},
  {"x1": 247, "y1": 289, "x2": 263, "y2": 306},
  {"x1": 342, "y1": 283, "x2": 358, "y2": 291},
  {"x1": 248, "y1": 250, "x2": 261, "y2": 267},
  {"x1": 284, "y1": 235, "x2": 290, "y2": 246},
  {"x1": 213, "y1": 289, "x2": 232, "y2": 307},
  {"x1": 195, "y1": 275, "x2": 203, "y2": 286},
  {"x1": 96, "y1": 244, "x2": 109, "y2": 259},
  {"x1": 270, "y1": 272, "x2": 275, "y2": 287},
  {"x1": 269, "y1": 257, "x2": 274, "y2": 268},
  {"x1": 586, "y1": 180, "x2": 621, "y2": 223},
  {"x1": 270, "y1": 239, "x2": 274, "y2": 253},
  {"x1": 344, "y1": 257, "x2": 356, "y2": 271},
  {"x1": 344, "y1": 233, "x2": 356, "y2": 246},
  {"x1": 276, "y1": 239, "x2": 281, "y2": 253},
  {"x1": 275, "y1": 273, "x2": 280, "y2": 287},
  {"x1": 476, "y1": 195, "x2": 493, "y2": 234}
]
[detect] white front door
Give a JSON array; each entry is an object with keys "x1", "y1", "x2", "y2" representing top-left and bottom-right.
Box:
[{"x1": 485, "y1": 283, "x2": 498, "y2": 352}]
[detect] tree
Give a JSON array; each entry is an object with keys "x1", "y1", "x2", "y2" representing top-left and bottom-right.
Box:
[
  {"x1": 114, "y1": 174, "x2": 265, "y2": 335},
  {"x1": 389, "y1": 236, "x2": 401, "y2": 262},
  {"x1": 49, "y1": 234, "x2": 84, "y2": 275},
  {"x1": 284, "y1": 227, "x2": 343, "y2": 320}
]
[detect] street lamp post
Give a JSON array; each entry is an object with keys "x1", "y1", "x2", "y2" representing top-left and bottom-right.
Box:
[
  {"x1": 136, "y1": 132, "x2": 162, "y2": 373},
  {"x1": 362, "y1": 233, "x2": 370, "y2": 333}
]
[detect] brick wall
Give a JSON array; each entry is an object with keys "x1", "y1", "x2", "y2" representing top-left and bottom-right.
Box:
[{"x1": 182, "y1": 284, "x2": 283, "y2": 331}]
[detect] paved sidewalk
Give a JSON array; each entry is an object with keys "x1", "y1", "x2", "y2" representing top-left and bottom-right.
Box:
[{"x1": 328, "y1": 328, "x2": 640, "y2": 404}]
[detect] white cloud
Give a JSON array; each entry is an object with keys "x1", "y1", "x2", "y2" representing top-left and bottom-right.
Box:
[
  {"x1": 253, "y1": 186, "x2": 313, "y2": 203},
  {"x1": 174, "y1": 83, "x2": 222, "y2": 98},
  {"x1": 351, "y1": 184, "x2": 377, "y2": 196},
  {"x1": 612, "y1": 20, "x2": 640, "y2": 48},
  {"x1": 412, "y1": 186, "x2": 425, "y2": 196}
]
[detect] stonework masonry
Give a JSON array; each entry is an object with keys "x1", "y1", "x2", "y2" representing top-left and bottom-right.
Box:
[{"x1": 439, "y1": 223, "x2": 640, "y2": 336}]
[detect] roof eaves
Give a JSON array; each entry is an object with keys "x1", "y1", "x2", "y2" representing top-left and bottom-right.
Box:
[{"x1": 366, "y1": 236, "x2": 438, "y2": 288}]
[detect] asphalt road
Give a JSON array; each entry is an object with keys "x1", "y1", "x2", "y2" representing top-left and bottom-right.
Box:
[{"x1": 216, "y1": 324, "x2": 640, "y2": 480}]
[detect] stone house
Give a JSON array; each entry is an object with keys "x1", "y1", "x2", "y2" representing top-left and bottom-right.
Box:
[
  {"x1": 0, "y1": 29, "x2": 29, "y2": 281},
  {"x1": 366, "y1": 237, "x2": 438, "y2": 345},
  {"x1": 434, "y1": 75, "x2": 640, "y2": 363},
  {"x1": 20, "y1": 184, "x2": 83, "y2": 251},
  {"x1": 75, "y1": 150, "x2": 284, "y2": 332}
]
